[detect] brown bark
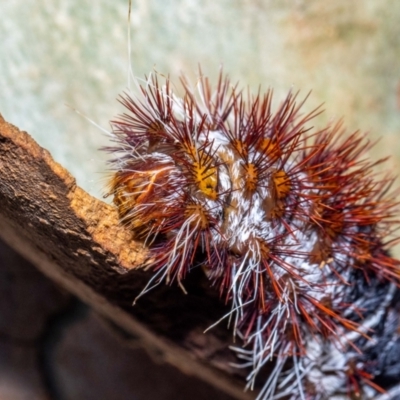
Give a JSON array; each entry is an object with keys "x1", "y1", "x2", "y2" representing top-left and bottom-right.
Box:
[{"x1": 0, "y1": 114, "x2": 254, "y2": 400}]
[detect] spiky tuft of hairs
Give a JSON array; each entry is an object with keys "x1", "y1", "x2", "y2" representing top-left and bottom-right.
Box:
[{"x1": 105, "y1": 70, "x2": 400, "y2": 400}]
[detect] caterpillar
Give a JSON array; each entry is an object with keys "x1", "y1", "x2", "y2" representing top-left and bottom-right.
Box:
[{"x1": 104, "y1": 70, "x2": 400, "y2": 400}]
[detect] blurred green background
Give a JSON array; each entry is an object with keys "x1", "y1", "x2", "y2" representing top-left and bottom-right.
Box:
[{"x1": 1, "y1": 0, "x2": 400, "y2": 208}]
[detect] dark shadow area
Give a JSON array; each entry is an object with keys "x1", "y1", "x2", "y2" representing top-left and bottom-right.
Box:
[{"x1": 0, "y1": 238, "x2": 235, "y2": 400}]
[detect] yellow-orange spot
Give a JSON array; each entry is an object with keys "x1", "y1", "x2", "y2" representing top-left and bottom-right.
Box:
[
  {"x1": 270, "y1": 201, "x2": 285, "y2": 219},
  {"x1": 194, "y1": 163, "x2": 218, "y2": 200},
  {"x1": 258, "y1": 138, "x2": 281, "y2": 161},
  {"x1": 325, "y1": 211, "x2": 344, "y2": 239},
  {"x1": 353, "y1": 242, "x2": 372, "y2": 266},
  {"x1": 310, "y1": 200, "x2": 345, "y2": 239},
  {"x1": 190, "y1": 150, "x2": 218, "y2": 200},
  {"x1": 309, "y1": 236, "x2": 333, "y2": 266},
  {"x1": 259, "y1": 240, "x2": 270, "y2": 258},
  {"x1": 184, "y1": 204, "x2": 209, "y2": 230},
  {"x1": 232, "y1": 139, "x2": 248, "y2": 158},
  {"x1": 243, "y1": 162, "x2": 258, "y2": 192},
  {"x1": 272, "y1": 170, "x2": 291, "y2": 200}
]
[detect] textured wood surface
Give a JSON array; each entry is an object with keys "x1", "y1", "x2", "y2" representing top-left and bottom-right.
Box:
[{"x1": 0, "y1": 114, "x2": 252, "y2": 400}]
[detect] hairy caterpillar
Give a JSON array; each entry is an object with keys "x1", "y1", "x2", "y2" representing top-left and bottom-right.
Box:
[{"x1": 104, "y1": 70, "x2": 400, "y2": 400}]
